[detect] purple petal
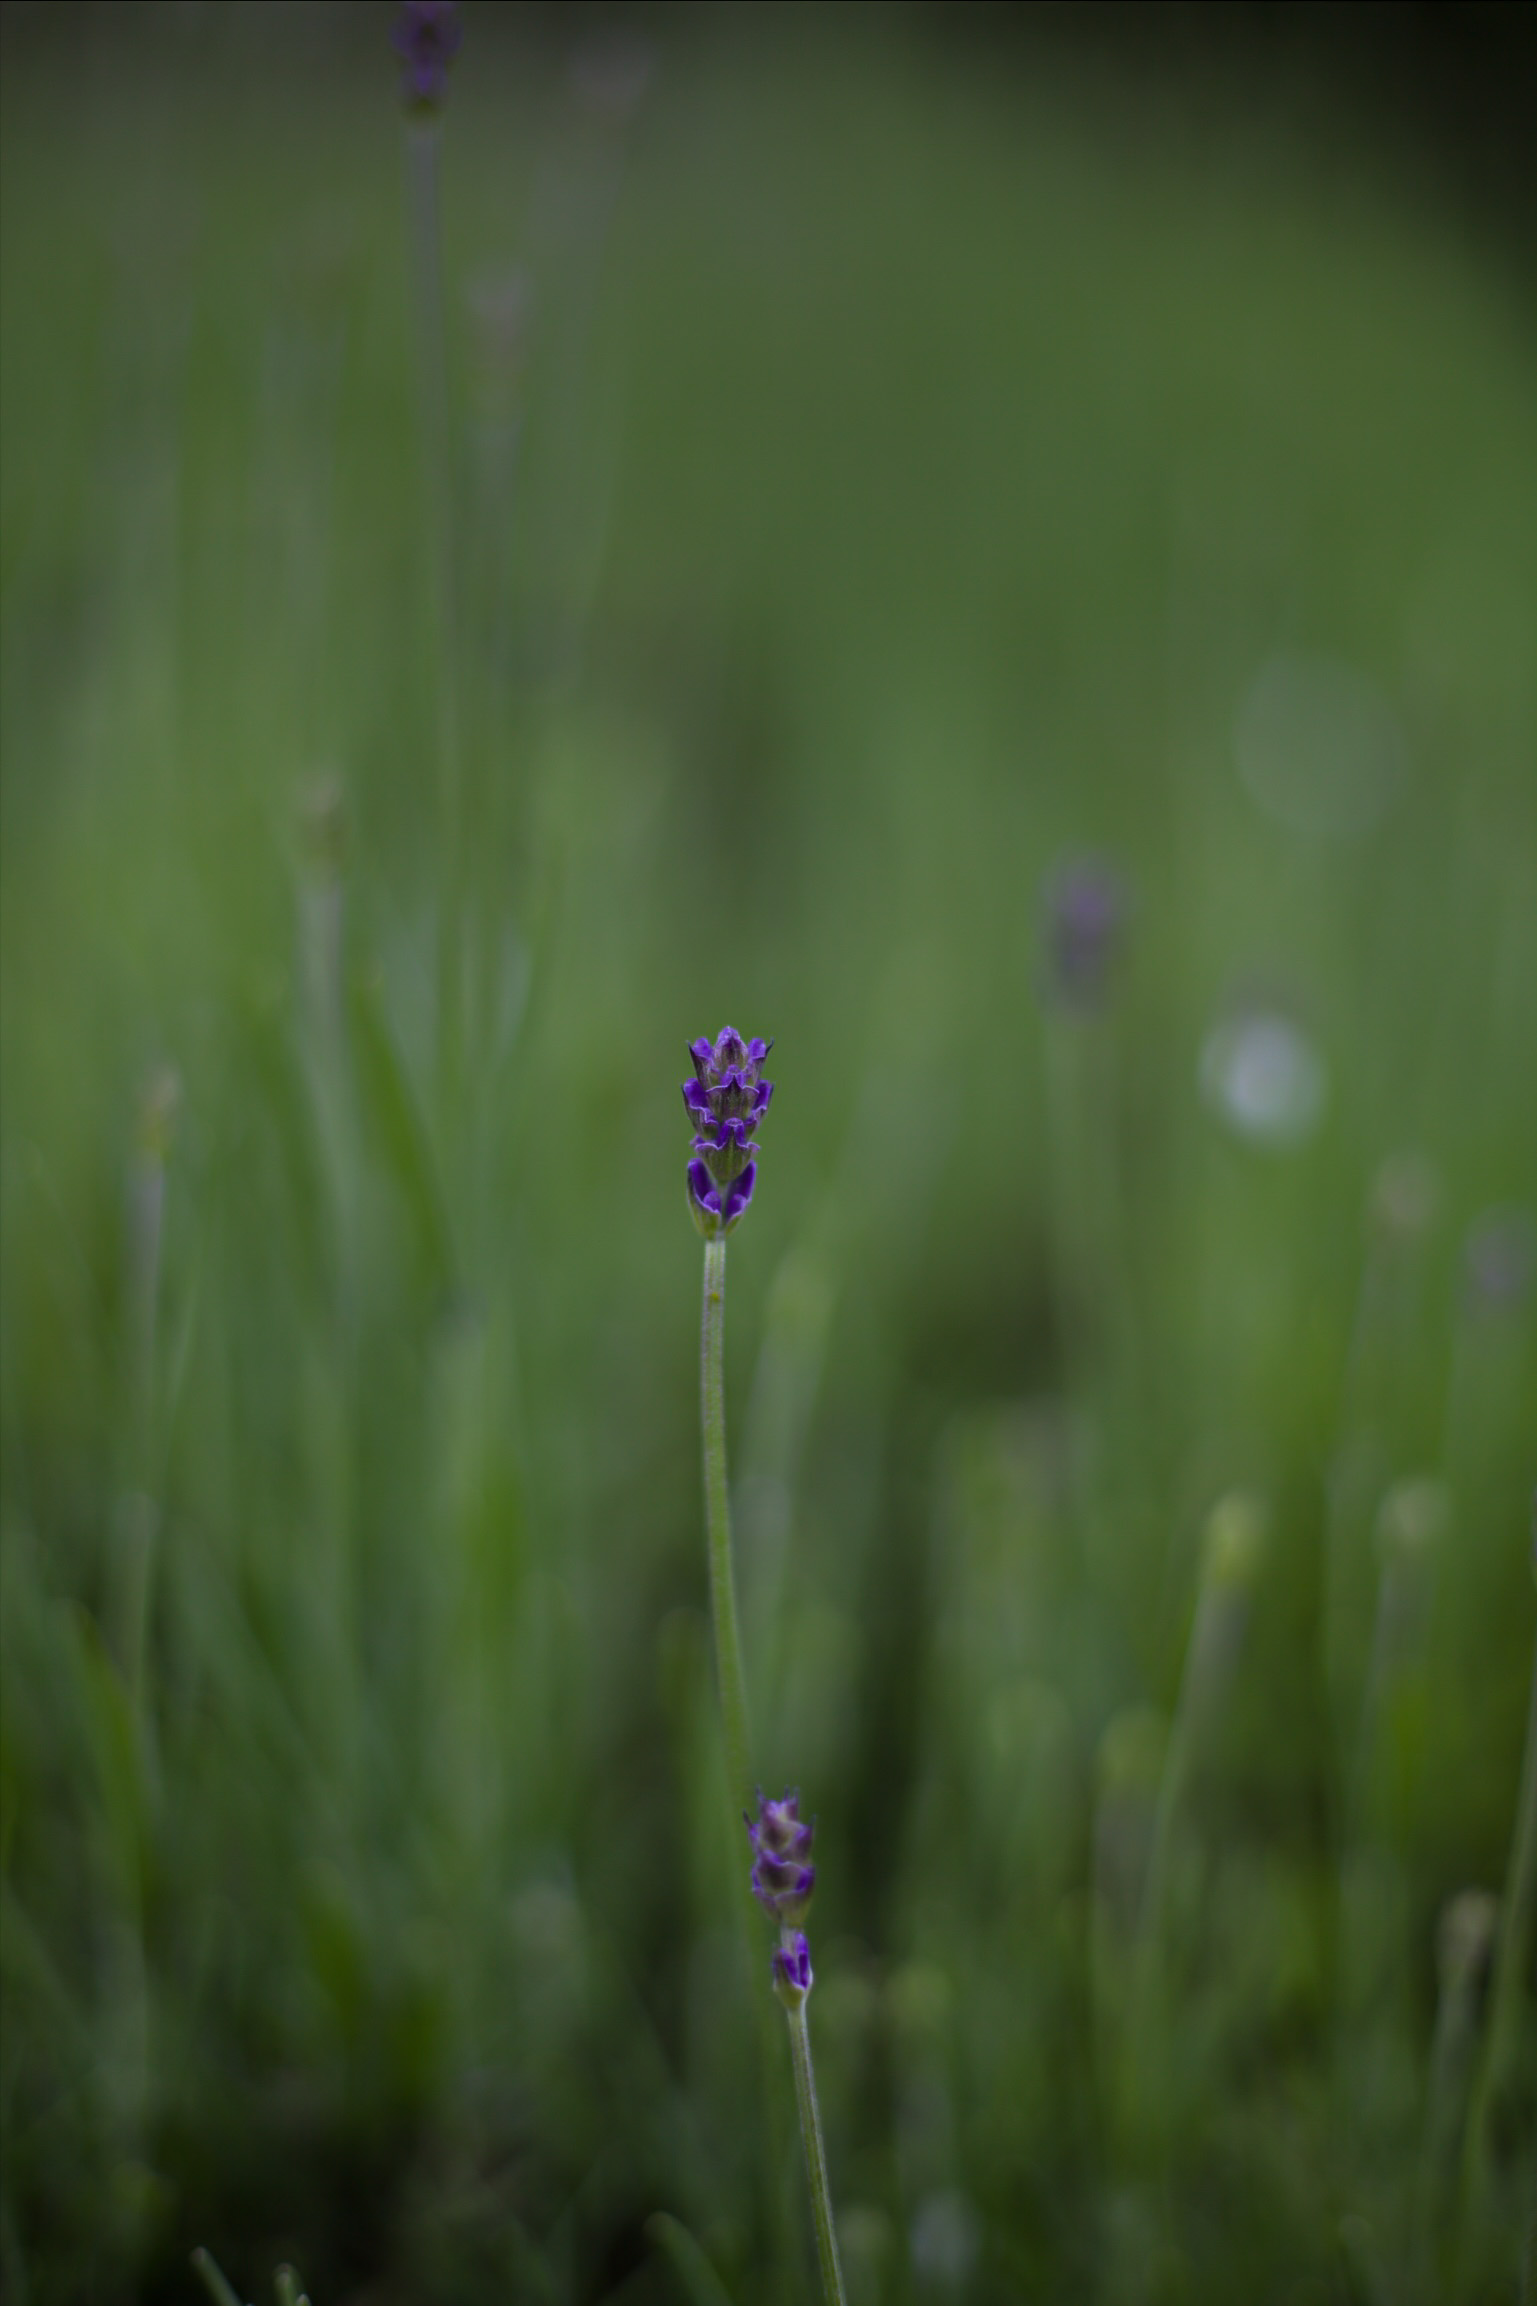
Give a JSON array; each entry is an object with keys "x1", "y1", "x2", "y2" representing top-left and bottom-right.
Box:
[
  {"x1": 714, "y1": 1028, "x2": 747, "y2": 1072},
  {"x1": 751, "y1": 1853, "x2": 816, "y2": 1920},
  {"x1": 689, "y1": 1038, "x2": 714, "y2": 1070},
  {"x1": 750, "y1": 1079, "x2": 773, "y2": 1117},
  {"x1": 755, "y1": 1819, "x2": 812, "y2": 1861},
  {"x1": 687, "y1": 1159, "x2": 721, "y2": 1216},
  {"x1": 746, "y1": 1038, "x2": 770, "y2": 1064},
  {"x1": 773, "y1": 1933, "x2": 813, "y2": 1994},
  {"x1": 723, "y1": 1163, "x2": 756, "y2": 1223},
  {"x1": 682, "y1": 1079, "x2": 712, "y2": 1118},
  {"x1": 753, "y1": 1788, "x2": 804, "y2": 1839},
  {"x1": 752, "y1": 1857, "x2": 807, "y2": 1914}
]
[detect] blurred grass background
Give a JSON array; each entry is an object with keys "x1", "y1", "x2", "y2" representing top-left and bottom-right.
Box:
[{"x1": 2, "y1": 3, "x2": 1535, "y2": 2300}]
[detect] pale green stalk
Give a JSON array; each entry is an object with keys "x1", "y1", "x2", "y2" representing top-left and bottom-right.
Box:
[
  {"x1": 784, "y1": 1974, "x2": 848, "y2": 2306},
  {"x1": 700, "y1": 1236, "x2": 751, "y2": 1810}
]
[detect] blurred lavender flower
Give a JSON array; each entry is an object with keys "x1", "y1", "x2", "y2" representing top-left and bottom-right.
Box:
[
  {"x1": 683, "y1": 1028, "x2": 774, "y2": 1236},
  {"x1": 747, "y1": 1787, "x2": 816, "y2": 1925},
  {"x1": 772, "y1": 1932, "x2": 814, "y2": 2010},
  {"x1": 128, "y1": 1063, "x2": 181, "y2": 1384},
  {"x1": 1041, "y1": 855, "x2": 1128, "y2": 1009},
  {"x1": 1464, "y1": 1206, "x2": 1535, "y2": 1312},
  {"x1": 393, "y1": 0, "x2": 461, "y2": 111}
]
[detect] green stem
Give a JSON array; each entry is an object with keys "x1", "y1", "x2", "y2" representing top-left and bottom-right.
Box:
[
  {"x1": 785, "y1": 1993, "x2": 848, "y2": 2306},
  {"x1": 700, "y1": 1237, "x2": 751, "y2": 1810}
]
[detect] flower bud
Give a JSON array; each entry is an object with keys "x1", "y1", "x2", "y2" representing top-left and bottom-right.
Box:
[{"x1": 772, "y1": 1932, "x2": 813, "y2": 2011}]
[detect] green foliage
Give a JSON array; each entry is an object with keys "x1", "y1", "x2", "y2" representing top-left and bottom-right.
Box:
[{"x1": 2, "y1": 9, "x2": 1534, "y2": 2302}]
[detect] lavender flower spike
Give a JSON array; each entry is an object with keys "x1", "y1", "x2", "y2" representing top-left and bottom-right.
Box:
[
  {"x1": 393, "y1": 0, "x2": 462, "y2": 110},
  {"x1": 684, "y1": 1028, "x2": 774, "y2": 1237},
  {"x1": 747, "y1": 1787, "x2": 816, "y2": 1925}
]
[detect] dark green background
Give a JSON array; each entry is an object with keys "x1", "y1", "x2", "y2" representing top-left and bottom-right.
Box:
[{"x1": 2, "y1": 5, "x2": 1534, "y2": 2300}]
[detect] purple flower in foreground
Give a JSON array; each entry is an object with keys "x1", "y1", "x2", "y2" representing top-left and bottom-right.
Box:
[
  {"x1": 683, "y1": 1028, "x2": 774, "y2": 1237},
  {"x1": 772, "y1": 1932, "x2": 813, "y2": 2010},
  {"x1": 747, "y1": 1787, "x2": 815, "y2": 1925},
  {"x1": 1041, "y1": 855, "x2": 1128, "y2": 1009},
  {"x1": 393, "y1": 0, "x2": 461, "y2": 110}
]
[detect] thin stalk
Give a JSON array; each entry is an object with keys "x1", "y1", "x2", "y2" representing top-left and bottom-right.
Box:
[
  {"x1": 700, "y1": 1237, "x2": 751, "y2": 1810},
  {"x1": 784, "y1": 1983, "x2": 848, "y2": 2306}
]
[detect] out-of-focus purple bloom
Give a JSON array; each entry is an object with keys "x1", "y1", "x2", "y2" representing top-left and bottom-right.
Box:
[
  {"x1": 747, "y1": 1787, "x2": 816, "y2": 1925},
  {"x1": 772, "y1": 1932, "x2": 813, "y2": 2010},
  {"x1": 683, "y1": 1028, "x2": 774, "y2": 1237},
  {"x1": 1464, "y1": 1206, "x2": 1535, "y2": 1312},
  {"x1": 1041, "y1": 856, "x2": 1128, "y2": 1009},
  {"x1": 393, "y1": 0, "x2": 461, "y2": 110}
]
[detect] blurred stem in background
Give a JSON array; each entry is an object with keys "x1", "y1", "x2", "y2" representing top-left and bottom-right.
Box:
[
  {"x1": 1136, "y1": 1493, "x2": 1268, "y2": 1972},
  {"x1": 1038, "y1": 860, "x2": 1156, "y2": 1663},
  {"x1": 1121, "y1": 1495, "x2": 1268, "y2": 2132},
  {"x1": 405, "y1": 111, "x2": 464, "y2": 1105},
  {"x1": 1459, "y1": 1546, "x2": 1537, "y2": 2298},
  {"x1": 296, "y1": 775, "x2": 355, "y2": 1309},
  {"x1": 114, "y1": 1062, "x2": 180, "y2": 1716},
  {"x1": 193, "y1": 2248, "x2": 313, "y2": 2306},
  {"x1": 1411, "y1": 1888, "x2": 1498, "y2": 2304},
  {"x1": 1336, "y1": 1477, "x2": 1448, "y2": 2269},
  {"x1": 1323, "y1": 1154, "x2": 1440, "y2": 1780}
]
